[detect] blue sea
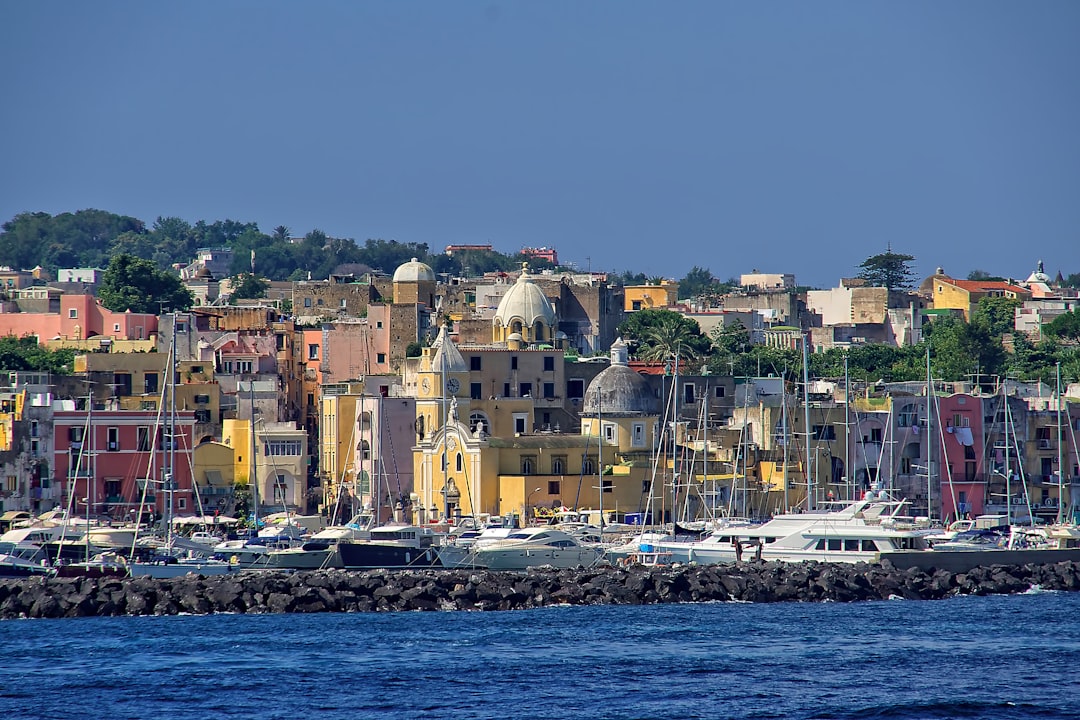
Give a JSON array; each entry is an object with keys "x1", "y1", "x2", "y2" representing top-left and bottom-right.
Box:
[{"x1": 1, "y1": 590, "x2": 1077, "y2": 720}]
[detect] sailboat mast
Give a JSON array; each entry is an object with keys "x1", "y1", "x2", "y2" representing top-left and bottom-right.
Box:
[
  {"x1": 781, "y1": 372, "x2": 788, "y2": 514},
  {"x1": 844, "y1": 353, "x2": 850, "y2": 502},
  {"x1": 166, "y1": 314, "x2": 177, "y2": 547},
  {"x1": 925, "y1": 342, "x2": 933, "y2": 519},
  {"x1": 802, "y1": 334, "x2": 812, "y2": 510},
  {"x1": 1057, "y1": 362, "x2": 1064, "y2": 526},
  {"x1": 250, "y1": 380, "x2": 259, "y2": 531}
]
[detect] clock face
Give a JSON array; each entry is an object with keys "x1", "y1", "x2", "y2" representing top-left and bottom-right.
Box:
[
  {"x1": 421, "y1": 378, "x2": 432, "y2": 394},
  {"x1": 446, "y1": 377, "x2": 460, "y2": 394}
]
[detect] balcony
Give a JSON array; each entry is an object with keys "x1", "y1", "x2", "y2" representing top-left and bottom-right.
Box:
[{"x1": 1037, "y1": 439, "x2": 1053, "y2": 450}]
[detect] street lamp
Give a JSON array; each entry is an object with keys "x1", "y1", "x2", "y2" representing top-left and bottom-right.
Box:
[{"x1": 526, "y1": 487, "x2": 541, "y2": 526}]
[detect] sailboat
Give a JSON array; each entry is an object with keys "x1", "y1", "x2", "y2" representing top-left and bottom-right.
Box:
[{"x1": 128, "y1": 315, "x2": 235, "y2": 578}]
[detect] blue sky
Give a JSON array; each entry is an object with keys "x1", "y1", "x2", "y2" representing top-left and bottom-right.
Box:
[{"x1": 2, "y1": 1, "x2": 1077, "y2": 287}]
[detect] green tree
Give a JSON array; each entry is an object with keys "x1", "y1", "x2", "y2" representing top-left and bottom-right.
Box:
[
  {"x1": 924, "y1": 316, "x2": 1004, "y2": 382},
  {"x1": 678, "y1": 266, "x2": 716, "y2": 300},
  {"x1": 967, "y1": 269, "x2": 1006, "y2": 281},
  {"x1": 971, "y1": 296, "x2": 1021, "y2": 337},
  {"x1": 98, "y1": 254, "x2": 193, "y2": 313},
  {"x1": 0, "y1": 336, "x2": 74, "y2": 374},
  {"x1": 857, "y1": 250, "x2": 917, "y2": 290},
  {"x1": 230, "y1": 273, "x2": 269, "y2": 299},
  {"x1": 1044, "y1": 309, "x2": 1080, "y2": 342},
  {"x1": 618, "y1": 308, "x2": 712, "y2": 364}
]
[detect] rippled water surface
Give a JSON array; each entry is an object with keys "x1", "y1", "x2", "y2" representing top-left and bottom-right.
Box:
[{"x1": 2, "y1": 590, "x2": 1077, "y2": 720}]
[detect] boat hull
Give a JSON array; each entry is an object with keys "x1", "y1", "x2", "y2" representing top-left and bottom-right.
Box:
[
  {"x1": 337, "y1": 542, "x2": 441, "y2": 570},
  {"x1": 880, "y1": 547, "x2": 1080, "y2": 573}
]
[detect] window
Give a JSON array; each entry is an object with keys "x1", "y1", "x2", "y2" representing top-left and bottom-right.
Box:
[
  {"x1": 376, "y1": 353, "x2": 386, "y2": 364},
  {"x1": 603, "y1": 423, "x2": 615, "y2": 443},
  {"x1": 317, "y1": 298, "x2": 324, "y2": 306},
  {"x1": 264, "y1": 440, "x2": 303, "y2": 456},
  {"x1": 470, "y1": 382, "x2": 482, "y2": 400},
  {"x1": 30, "y1": 439, "x2": 39, "y2": 457},
  {"x1": 237, "y1": 360, "x2": 253, "y2": 375},
  {"x1": 632, "y1": 423, "x2": 646, "y2": 448},
  {"x1": 547, "y1": 480, "x2": 560, "y2": 494},
  {"x1": 582, "y1": 458, "x2": 597, "y2": 475},
  {"x1": 543, "y1": 382, "x2": 555, "y2": 399},
  {"x1": 551, "y1": 456, "x2": 566, "y2": 475},
  {"x1": 456, "y1": 454, "x2": 463, "y2": 472},
  {"x1": 107, "y1": 427, "x2": 119, "y2": 451},
  {"x1": 69, "y1": 427, "x2": 85, "y2": 444},
  {"x1": 30, "y1": 420, "x2": 38, "y2": 437},
  {"x1": 812, "y1": 425, "x2": 836, "y2": 441},
  {"x1": 194, "y1": 410, "x2": 211, "y2": 423},
  {"x1": 503, "y1": 383, "x2": 511, "y2": 398},
  {"x1": 543, "y1": 356, "x2": 555, "y2": 372},
  {"x1": 470, "y1": 356, "x2": 482, "y2": 371},
  {"x1": 601, "y1": 479, "x2": 613, "y2": 493},
  {"x1": 69, "y1": 308, "x2": 78, "y2": 319},
  {"x1": 632, "y1": 300, "x2": 642, "y2": 311},
  {"x1": 643, "y1": 480, "x2": 651, "y2": 493},
  {"x1": 113, "y1": 323, "x2": 120, "y2": 333},
  {"x1": 359, "y1": 440, "x2": 371, "y2": 461},
  {"x1": 376, "y1": 321, "x2": 383, "y2": 329},
  {"x1": 513, "y1": 414, "x2": 527, "y2": 434},
  {"x1": 521, "y1": 456, "x2": 536, "y2": 475},
  {"x1": 137, "y1": 427, "x2": 151, "y2": 451},
  {"x1": 308, "y1": 344, "x2": 319, "y2": 360},
  {"x1": 194, "y1": 394, "x2": 210, "y2": 404},
  {"x1": 510, "y1": 356, "x2": 518, "y2": 370},
  {"x1": 684, "y1": 383, "x2": 695, "y2": 404},
  {"x1": 177, "y1": 498, "x2": 187, "y2": 510},
  {"x1": 145, "y1": 374, "x2": 159, "y2": 394},
  {"x1": 567, "y1": 379, "x2": 584, "y2": 399},
  {"x1": 340, "y1": 299, "x2": 347, "y2": 308},
  {"x1": 304, "y1": 297, "x2": 312, "y2": 308},
  {"x1": 519, "y1": 382, "x2": 532, "y2": 398},
  {"x1": 870, "y1": 428, "x2": 882, "y2": 443},
  {"x1": 714, "y1": 386, "x2": 725, "y2": 398}
]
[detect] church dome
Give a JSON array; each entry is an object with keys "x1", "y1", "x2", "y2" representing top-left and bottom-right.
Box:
[
  {"x1": 392, "y1": 257, "x2": 436, "y2": 283},
  {"x1": 494, "y1": 265, "x2": 557, "y2": 329},
  {"x1": 583, "y1": 338, "x2": 656, "y2": 416},
  {"x1": 1026, "y1": 260, "x2": 1050, "y2": 285}
]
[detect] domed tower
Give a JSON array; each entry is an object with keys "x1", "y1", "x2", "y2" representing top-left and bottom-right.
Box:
[
  {"x1": 493, "y1": 264, "x2": 557, "y2": 345},
  {"x1": 581, "y1": 338, "x2": 658, "y2": 448},
  {"x1": 392, "y1": 257, "x2": 436, "y2": 307}
]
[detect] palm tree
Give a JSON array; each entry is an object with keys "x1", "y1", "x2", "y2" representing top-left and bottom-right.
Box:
[{"x1": 622, "y1": 309, "x2": 711, "y2": 365}]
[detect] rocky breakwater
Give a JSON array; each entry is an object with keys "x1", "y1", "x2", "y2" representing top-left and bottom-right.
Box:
[{"x1": 3, "y1": 559, "x2": 1080, "y2": 619}]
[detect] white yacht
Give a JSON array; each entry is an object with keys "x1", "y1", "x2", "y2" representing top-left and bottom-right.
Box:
[
  {"x1": 644, "y1": 490, "x2": 932, "y2": 565},
  {"x1": 468, "y1": 527, "x2": 603, "y2": 570}
]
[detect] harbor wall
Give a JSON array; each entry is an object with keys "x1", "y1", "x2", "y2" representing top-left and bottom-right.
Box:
[{"x1": 2, "y1": 560, "x2": 1079, "y2": 619}]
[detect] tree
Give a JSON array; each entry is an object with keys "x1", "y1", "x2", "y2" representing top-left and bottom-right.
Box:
[
  {"x1": 967, "y1": 269, "x2": 1006, "y2": 282},
  {"x1": 678, "y1": 266, "x2": 715, "y2": 300},
  {"x1": 0, "y1": 336, "x2": 74, "y2": 374},
  {"x1": 230, "y1": 273, "x2": 269, "y2": 300},
  {"x1": 98, "y1": 253, "x2": 193, "y2": 313},
  {"x1": 971, "y1": 296, "x2": 1021, "y2": 337},
  {"x1": 618, "y1": 308, "x2": 712, "y2": 364},
  {"x1": 1043, "y1": 309, "x2": 1080, "y2": 342},
  {"x1": 924, "y1": 316, "x2": 1004, "y2": 382},
  {"x1": 857, "y1": 251, "x2": 916, "y2": 290}
]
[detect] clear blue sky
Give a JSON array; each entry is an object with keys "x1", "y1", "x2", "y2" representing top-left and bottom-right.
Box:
[{"x1": 2, "y1": 1, "x2": 1078, "y2": 287}]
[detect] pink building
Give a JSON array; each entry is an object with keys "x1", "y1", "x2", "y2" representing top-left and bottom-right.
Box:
[
  {"x1": 0, "y1": 295, "x2": 157, "y2": 341},
  {"x1": 53, "y1": 407, "x2": 196, "y2": 521},
  {"x1": 934, "y1": 393, "x2": 988, "y2": 519}
]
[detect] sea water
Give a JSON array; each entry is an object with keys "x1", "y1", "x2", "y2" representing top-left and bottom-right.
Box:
[{"x1": 1, "y1": 590, "x2": 1076, "y2": 720}]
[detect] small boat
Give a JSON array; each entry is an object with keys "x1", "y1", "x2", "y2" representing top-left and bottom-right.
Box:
[
  {"x1": 0, "y1": 541, "x2": 55, "y2": 578},
  {"x1": 337, "y1": 524, "x2": 442, "y2": 570},
  {"x1": 468, "y1": 527, "x2": 604, "y2": 570}
]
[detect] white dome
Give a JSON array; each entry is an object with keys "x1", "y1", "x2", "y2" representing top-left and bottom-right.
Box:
[
  {"x1": 494, "y1": 266, "x2": 556, "y2": 329},
  {"x1": 392, "y1": 257, "x2": 435, "y2": 283}
]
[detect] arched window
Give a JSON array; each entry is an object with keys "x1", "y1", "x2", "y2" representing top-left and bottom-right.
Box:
[
  {"x1": 582, "y1": 458, "x2": 597, "y2": 475},
  {"x1": 358, "y1": 440, "x2": 370, "y2": 460},
  {"x1": 456, "y1": 453, "x2": 463, "y2": 472},
  {"x1": 511, "y1": 320, "x2": 523, "y2": 334},
  {"x1": 469, "y1": 412, "x2": 489, "y2": 436}
]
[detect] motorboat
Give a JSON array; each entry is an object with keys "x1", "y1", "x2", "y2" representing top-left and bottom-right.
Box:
[
  {"x1": 438, "y1": 525, "x2": 515, "y2": 568},
  {"x1": 336, "y1": 524, "x2": 442, "y2": 570},
  {"x1": 642, "y1": 489, "x2": 933, "y2": 565},
  {"x1": 0, "y1": 541, "x2": 55, "y2": 578},
  {"x1": 468, "y1": 527, "x2": 604, "y2": 570}
]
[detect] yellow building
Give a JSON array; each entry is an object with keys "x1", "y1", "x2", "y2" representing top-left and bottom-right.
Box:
[
  {"x1": 927, "y1": 272, "x2": 1031, "y2": 322},
  {"x1": 410, "y1": 336, "x2": 663, "y2": 524},
  {"x1": 624, "y1": 281, "x2": 679, "y2": 312},
  {"x1": 222, "y1": 418, "x2": 307, "y2": 516}
]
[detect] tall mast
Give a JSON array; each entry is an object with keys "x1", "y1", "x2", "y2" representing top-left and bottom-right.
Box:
[
  {"x1": 844, "y1": 352, "x2": 850, "y2": 501},
  {"x1": 802, "y1": 334, "x2": 812, "y2": 510},
  {"x1": 1057, "y1": 362, "x2": 1064, "y2": 526},
  {"x1": 781, "y1": 370, "x2": 789, "y2": 514},
  {"x1": 250, "y1": 379, "x2": 259, "y2": 531},
  {"x1": 925, "y1": 342, "x2": 933, "y2": 519},
  {"x1": 166, "y1": 314, "x2": 177, "y2": 547}
]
